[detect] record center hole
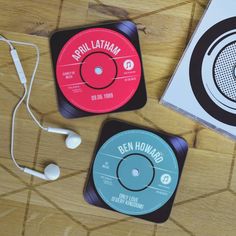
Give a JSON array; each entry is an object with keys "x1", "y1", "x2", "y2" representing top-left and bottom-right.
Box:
[
  {"x1": 94, "y1": 66, "x2": 103, "y2": 75},
  {"x1": 132, "y1": 168, "x2": 140, "y2": 177}
]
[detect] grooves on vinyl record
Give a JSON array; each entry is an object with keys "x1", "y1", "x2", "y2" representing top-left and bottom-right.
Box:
[
  {"x1": 83, "y1": 120, "x2": 188, "y2": 223},
  {"x1": 50, "y1": 21, "x2": 147, "y2": 119}
]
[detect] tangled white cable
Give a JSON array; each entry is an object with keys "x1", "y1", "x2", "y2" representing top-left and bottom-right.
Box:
[{"x1": 0, "y1": 35, "x2": 82, "y2": 181}]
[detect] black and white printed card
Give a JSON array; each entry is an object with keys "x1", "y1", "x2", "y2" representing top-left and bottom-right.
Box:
[{"x1": 161, "y1": 0, "x2": 236, "y2": 140}]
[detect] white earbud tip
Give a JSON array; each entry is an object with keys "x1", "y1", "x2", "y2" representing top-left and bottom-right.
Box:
[
  {"x1": 44, "y1": 164, "x2": 60, "y2": 181},
  {"x1": 65, "y1": 134, "x2": 82, "y2": 149}
]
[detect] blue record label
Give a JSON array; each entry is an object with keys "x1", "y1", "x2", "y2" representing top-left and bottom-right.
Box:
[{"x1": 92, "y1": 129, "x2": 179, "y2": 215}]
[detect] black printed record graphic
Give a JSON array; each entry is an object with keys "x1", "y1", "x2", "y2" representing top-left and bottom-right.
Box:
[
  {"x1": 50, "y1": 21, "x2": 146, "y2": 118},
  {"x1": 190, "y1": 17, "x2": 236, "y2": 125},
  {"x1": 84, "y1": 120, "x2": 188, "y2": 223}
]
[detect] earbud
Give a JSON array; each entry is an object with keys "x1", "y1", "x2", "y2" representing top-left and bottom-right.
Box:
[
  {"x1": 44, "y1": 164, "x2": 60, "y2": 180},
  {"x1": 47, "y1": 127, "x2": 82, "y2": 149},
  {"x1": 23, "y1": 163, "x2": 60, "y2": 181},
  {"x1": 65, "y1": 132, "x2": 82, "y2": 149}
]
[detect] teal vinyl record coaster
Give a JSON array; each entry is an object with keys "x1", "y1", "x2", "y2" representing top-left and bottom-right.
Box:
[{"x1": 84, "y1": 120, "x2": 188, "y2": 223}]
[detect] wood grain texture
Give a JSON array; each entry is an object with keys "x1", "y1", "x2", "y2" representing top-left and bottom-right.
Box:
[
  {"x1": 1, "y1": 0, "x2": 236, "y2": 235},
  {"x1": 58, "y1": 0, "x2": 89, "y2": 28},
  {"x1": 0, "y1": 192, "x2": 29, "y2": 236},
  {"x1": 0, "y1": 0, "x2": 61, "y2": 36}
]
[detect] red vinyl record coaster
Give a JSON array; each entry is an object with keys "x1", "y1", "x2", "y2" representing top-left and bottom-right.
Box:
[{"x1": 50, "y1": 21, "x2": 146, "y2": 118}]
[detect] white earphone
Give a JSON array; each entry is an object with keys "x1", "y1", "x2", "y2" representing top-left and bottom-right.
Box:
[{"x1": 0, "y1": 34, "x2": 82, "y2": 181}]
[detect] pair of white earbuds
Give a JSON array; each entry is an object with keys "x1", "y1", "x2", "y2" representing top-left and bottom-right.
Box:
[
  {"x1": 0, "y1": 35, "x2": 82, "y2": 181},
  {"x1": 24, "y1": 127, "x2": 81, "y2": 181}
]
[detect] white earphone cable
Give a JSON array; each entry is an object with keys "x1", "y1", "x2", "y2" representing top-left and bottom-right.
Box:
[
  {"x1": 0, "y1": 35, "x2": 47, "y2": 171},
  {"x1": 10, "y1": 83, "x2": 27, "y2": 171},
  {"x1": 0, "y1": 35, "x2": 14, "y2": 50},
  {"x1": 7, "y1": 39, "x2": 48, "y2": 131},
  {"x1": 0, "y1": 35, "x2": 80, "y2": 178}
]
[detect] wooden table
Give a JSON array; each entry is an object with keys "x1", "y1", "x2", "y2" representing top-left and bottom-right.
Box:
[{"x1": 0, "y1": 0, "x2": 235, "y2": 235}]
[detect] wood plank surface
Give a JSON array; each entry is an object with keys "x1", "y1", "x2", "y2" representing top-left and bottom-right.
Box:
[{"x1": 0, "y1": 0, "x2": 236, "y2": 235}]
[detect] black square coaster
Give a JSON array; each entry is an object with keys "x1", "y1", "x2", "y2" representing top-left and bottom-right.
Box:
[
  {"x1": 84, "y1": 119, "x2": 188, "y2": 223},
  {"x1": 50, "y1": 21, "x2": 146, "y2": 118}
]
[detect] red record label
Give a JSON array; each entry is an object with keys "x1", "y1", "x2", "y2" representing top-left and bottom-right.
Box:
[{"x1": 56, "y1": 28, "x2": 142, "y2": 113}]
